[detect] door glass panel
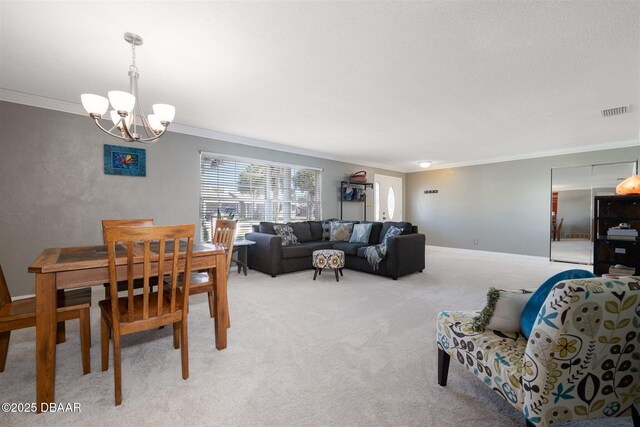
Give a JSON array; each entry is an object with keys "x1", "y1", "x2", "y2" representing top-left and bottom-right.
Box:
[{"x1": 388, "y1": 186, "x2": 395, "y2": 220}]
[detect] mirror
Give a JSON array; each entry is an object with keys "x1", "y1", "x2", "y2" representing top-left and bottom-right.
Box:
[{"x1": 550, "y1": 161, "x2": 637, "y2": 264}]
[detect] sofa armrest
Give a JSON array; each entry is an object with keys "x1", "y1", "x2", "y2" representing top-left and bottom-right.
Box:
[
  {"x1": 385, "y1": 233, "x2": 426, "y2": 278},
  {"x1": 246, "y1": 232, "x2": 283, "y2": 277},
  {"x1": 522, "y1": 276, "x2": 640, "y2": 426}
]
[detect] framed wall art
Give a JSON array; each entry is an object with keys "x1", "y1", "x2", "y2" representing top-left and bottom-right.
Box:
[{"x1": 103, "y1": 144, "x2": 146, "y2": 177}]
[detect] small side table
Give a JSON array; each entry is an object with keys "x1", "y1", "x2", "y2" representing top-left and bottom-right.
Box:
[
  {"x1": 312, "y1": 249, "x2": 345, "y2": 282},
  {"x1": 232, "y1": 239, "x2": 256, "y2": 276}
]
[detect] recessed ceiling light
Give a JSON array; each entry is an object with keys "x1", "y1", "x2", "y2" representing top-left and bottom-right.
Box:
[{"x1": 419, "y1": 162, "x2": 432, "y2": 168}]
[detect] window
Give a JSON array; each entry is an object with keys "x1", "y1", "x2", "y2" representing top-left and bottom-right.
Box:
[{"x1": 199, "y1": 152, "x2": 322, "y2": 241}]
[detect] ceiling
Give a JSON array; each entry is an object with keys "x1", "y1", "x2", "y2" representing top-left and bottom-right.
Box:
[{"x1": 1, "y1": 1, "x2": 639, "y2": 172}]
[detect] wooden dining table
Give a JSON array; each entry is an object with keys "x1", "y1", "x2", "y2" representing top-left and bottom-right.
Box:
[{"x1": 28, "y1": 241, "x2": 227, "y2": 411}]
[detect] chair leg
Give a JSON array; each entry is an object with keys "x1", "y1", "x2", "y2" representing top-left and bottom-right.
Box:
[
  {"x1": 112, "y1": 332, "x2": 122, "y2": 406},
  {"x1": 180, "y1": 319, "x2": 189, "y2": 380},
  {"x1": 313, "y1": 268, "x2": 318, "y2": 280},
  {"x1": 334, "y1": 268, "x2": 339, "y2": 282},
  {"x1": 79, "y1": 308, "x2": 91, "y2": 375},
  {"x1": 56, "y1": 320, "x2": 66, "y2": 344},
  {"x1": 101, "y1": 316, "x2": 109, "y2": 371},
  {"x1": 173, "y1": 323, "x2": 180, "y2": 349},
  {"x1": 0, "y1": 331, "x2": 10, "y2": 372},
  {"x1": 632, "y1": 405, "x2": 639, "y2": 427},
  {"x1": 339, "y1": 268, "x2": 343, "y2": 276},
  {"x1": 438, "y1": 348, "x2": 450, "y2": 386},
  {"x1": 207, "y1": 291, "x2": 215, "y2": 318}
]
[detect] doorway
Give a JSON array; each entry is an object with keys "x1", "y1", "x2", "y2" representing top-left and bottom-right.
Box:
[
  {"x1": 550, "y1": 161, "x2": 637, "y2": 264},
  {"x1": 374, "y1": 174, "x2": 403, "y2": 221}
]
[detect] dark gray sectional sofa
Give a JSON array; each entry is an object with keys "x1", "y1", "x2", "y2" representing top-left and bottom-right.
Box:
[{"x1": 246, "y1": 220, "x2": 426, "y2": 280}]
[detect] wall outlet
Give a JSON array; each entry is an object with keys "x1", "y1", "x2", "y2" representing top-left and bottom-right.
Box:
[{"x1": 474, "y1": 240, "x2": 478, "y2": 245}]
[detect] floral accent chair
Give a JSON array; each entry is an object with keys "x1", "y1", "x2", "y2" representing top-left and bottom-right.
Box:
[{"x1": 436, "y1": 276, "x2": 640, "y2": 426}]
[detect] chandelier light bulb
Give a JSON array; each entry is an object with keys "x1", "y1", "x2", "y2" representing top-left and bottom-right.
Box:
[
  {"x1": 81, "y1": 94, "x2": 109, "y2": 116},
  {"x1": 108, "y1": 91, "x2": 136, "y2": 113},
  {"x1": 147, "y1": 114, "x2": 164, "y2": 133},
  {"x1": 152, "y1": 104, "x2": 176, "y2": 123}
]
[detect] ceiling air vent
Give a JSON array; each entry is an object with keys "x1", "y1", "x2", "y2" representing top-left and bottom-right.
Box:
[{"x1": 601, "y1": 105, "x2": 629, "y2": 117}]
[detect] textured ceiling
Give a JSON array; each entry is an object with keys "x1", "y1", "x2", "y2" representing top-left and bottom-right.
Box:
[{"x1": 1, "y1": 1, "x2": 639, "y2": 172}]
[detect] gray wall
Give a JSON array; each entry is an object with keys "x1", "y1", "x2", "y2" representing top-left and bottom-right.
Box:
[
  {"x1": 0, "y1": 101, "x2": 403, "y2": 296},
  {"x1": 556, "y1": 190, "x2": 591, "y2": 237},
  {"x1": 406, "y1": 146, "x2": 640, "y2": 257}
]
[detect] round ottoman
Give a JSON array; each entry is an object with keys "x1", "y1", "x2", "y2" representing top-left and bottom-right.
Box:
[{"x1": 312, "y1": 249, "x2": 345, "y2": 282}]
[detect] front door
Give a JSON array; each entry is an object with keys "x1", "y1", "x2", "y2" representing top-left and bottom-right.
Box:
[{"x1": 374, "y1": 174, "x2": 403, "y2": 221}]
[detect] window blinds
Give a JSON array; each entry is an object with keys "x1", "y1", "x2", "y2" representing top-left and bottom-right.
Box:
[{"x1": 199, "y1": 153, "x2": 322, "y2": 241}]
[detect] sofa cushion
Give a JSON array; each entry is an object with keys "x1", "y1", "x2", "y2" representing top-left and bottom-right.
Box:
[
  {"x1": 520, "y1": 269, "x2": 595, "y2": 339},
  {"x1": 303, "y1": 241, "x2": 335, "y2": 251},
  {"x1": 273, "y1": 224, "x2": 299, "y2": 246},
  {"x1": 331, "y1": 242, "x2": 368, "y2": 256},
  {"x1": 308, "y1": 221, "x2": 323, "y2": 241},
  {"x1": 287, "y1": 222, "x2": 312, "y2": 242},
  {"x1": 379, "y1": 221, "x2": 412, "y2": 244},
  {"x1": 258, "y1": 222, "x2": 282, "y2": 235},
  {"x1": 330, "y1": 222, "x2": 354, "y2": 242},
  {"x1": 360, "y1": 221, "x2": 383, "y2": 244},
  {"x1": 349, "y1": 223, "x2": 373, "y2": 244},
  {"x1": 281, "y1": 245, "x2": 311, "y2": 259}
]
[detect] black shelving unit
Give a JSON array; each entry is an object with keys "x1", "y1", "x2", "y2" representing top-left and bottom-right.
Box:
[
  {"x1": 593, "y1": 195, "x2": 640, "y2": 276},
  {"x1": 340, "y1": 181, "x2": 374, "y2": 220}
]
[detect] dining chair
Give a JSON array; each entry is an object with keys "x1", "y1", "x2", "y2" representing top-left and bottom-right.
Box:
[
  {"x1": 0, "y1": 264, "x2": 91, "y2": 374},
  {"x1": 100, "y1": 224, "x2": 194, "y2": 405},
  {"x1": 101, "y1": 219, "x2": 155, "y2": 299},
  {"x1": 189, "y1": 219, "x2": 236, "y2": 319}
]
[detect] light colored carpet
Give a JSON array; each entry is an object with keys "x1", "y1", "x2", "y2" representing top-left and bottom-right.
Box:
[{"x1": 0, "y1": 246, "x2": 632, "y2": 426}]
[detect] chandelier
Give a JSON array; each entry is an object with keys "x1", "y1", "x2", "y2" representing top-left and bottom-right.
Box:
[{"x1": 80, "y1": 32, "x2": 175, "y2": 143}]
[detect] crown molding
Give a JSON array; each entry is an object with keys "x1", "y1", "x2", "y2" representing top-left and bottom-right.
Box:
[
  {"x1": 2, "y1": 88, "x2": 638, "y2": 175},
  {"x1": 0, "y1": 88, "x2": 405, "y2": 173}
]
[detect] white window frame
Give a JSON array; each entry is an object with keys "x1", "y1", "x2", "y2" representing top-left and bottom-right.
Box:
[{"x1": 199, "y1": 152, "x2": 323, "y2": 240}]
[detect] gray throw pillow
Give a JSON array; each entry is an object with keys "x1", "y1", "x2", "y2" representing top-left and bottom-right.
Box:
[{"x1": 273, "y1": 224, "x2": 299, "y2": 246}]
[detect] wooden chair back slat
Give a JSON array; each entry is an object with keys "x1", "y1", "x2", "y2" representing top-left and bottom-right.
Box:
[
  {"x1": 211, "y1": 219, "x2": 237, "y2": 271},
  {"x1": 156, "y1": 240, "x2": 166, "y2": 315},
  {"x1": 104, "y1": 224, "x2": 195, "y2": 326}
]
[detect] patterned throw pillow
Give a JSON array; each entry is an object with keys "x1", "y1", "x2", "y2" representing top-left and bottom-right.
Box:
[
  {"x1": 349, "y1": 223, "x2": 373, "y2": 244},
  {"x1": 329, "y1": 222, "x2": 354, "y2": 242},
  {"x1": 381, "y1": 225, "x2": 403, "y2": 245},
  {"x1": 322, "y1": 219, "x2": 338, "y2": 240},
  {"x1": 471, "y1": 288, "x2": 534, "y2": 333},
  {"x1": 272, "y1": 224, "x2": 299, "y2": 246}
]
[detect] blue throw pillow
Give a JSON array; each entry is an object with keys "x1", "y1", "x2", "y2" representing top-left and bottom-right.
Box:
[
  {"x1": 520, "y1": 269, "x2": 596, "y2": 338},
  {"x1": 350, "y1": 223, "x2": 373, "y2": 244}
]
